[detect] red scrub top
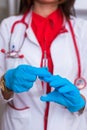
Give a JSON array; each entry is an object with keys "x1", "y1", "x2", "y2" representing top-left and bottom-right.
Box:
[
  {"x1": 31, "y1": 9, "x2": 67, "y2": 130},
  {"x1": 31, "y1": 8, "x2": 67, "y2": 74}
]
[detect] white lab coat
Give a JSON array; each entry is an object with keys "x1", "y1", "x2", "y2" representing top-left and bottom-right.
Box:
[{"x1": 0, "y1": 10, "x2": 87, "y2": 130}]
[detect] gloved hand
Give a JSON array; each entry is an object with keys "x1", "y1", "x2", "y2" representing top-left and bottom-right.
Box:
[
  {"x1": 4, "y1": 65, "x2": 51, "y2": 93},
  {"x1": 40, "y1": 75, "x2": 86, "y2": 112}
]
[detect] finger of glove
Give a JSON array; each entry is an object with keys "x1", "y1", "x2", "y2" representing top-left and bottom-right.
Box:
[
  {"x1": 68, "y1": 98, "x2": 86, "y2": 112},
  {"x1": 39, "y1": 75, "x2": 54, "y2": 82},
  {"x1": 48, "y1": 77, "x2": 75, "y2": 91},
  {"x1": 59, "y1": 91, "x2": 83, "y2": 107},
  {"x1": 40, "y1": 91, "x2": 58, "y2": 102},
  {"x1": 16, "y1": 65, "x2": 37, "y2": 76},
  {"x1": 34, "y1": 67, "x2": 51, "y2": 77},
  {"x1": 4, "y1": 69, "x2": 15, "y2": 81},
  {"x1": 42, "y1": 75, "x2": 61, "y2": 82},
  {"x1": 49, "y1": 90, "x2": 83, "y2": 108},
  {"x1": 40, "y1": 75, "x2": 66, "y2": 88},
  {"x1": 50, "y1": 80, "x2": 67, "y2": 88},
  {"x1": 18, "y1": 65, "x2": 51, "y2": 77},
  {"x1": 13, "y1": 72, "x2": 37, "y2": 82},
  {"x1": 62, "y1": 95, "x2": 80, "y2": 107},
  {"x1": 63, "y1": 92, "x2": 82, "y2": 106},
  {"x1": 40, "y1": 90, "x2": 67, "y2": 107},
  {"x1": 10, "y1": 84, "x2": 29, "y2": 93},
  {"x1": 58, "y1": 84, "x2": 77, "y2": 93},
  {"x1": 39, "y1": 74, "x2": 52, "y2": 82},
  {"x1": 13, "y1": 79, "x2": 33, "y2": 89}
]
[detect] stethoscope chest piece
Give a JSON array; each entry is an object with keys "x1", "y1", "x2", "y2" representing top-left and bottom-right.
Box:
[{"x1": 74, "y1": 77, "x2": 86, "y2": 90}]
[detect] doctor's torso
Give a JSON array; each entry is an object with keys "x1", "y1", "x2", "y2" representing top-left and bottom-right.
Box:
[{"x1": 0, "y1": 11, "x2": 87, "y2": 130}]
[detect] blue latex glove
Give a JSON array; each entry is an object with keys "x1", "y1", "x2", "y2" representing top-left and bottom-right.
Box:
[
  {"x1": 40, "y1": 75, "x2": 86, "y2": 112},
  {"x1": 4, "y1": 65, "x2": 51, "y2": 93}
]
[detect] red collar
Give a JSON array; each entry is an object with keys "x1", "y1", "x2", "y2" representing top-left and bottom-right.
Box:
[
  {"x1": 32, "y1": 8, "x2": 64, "y2": 32},
  {"x1": 31, "y1": 8, "x2": 67, "y2": 50}
]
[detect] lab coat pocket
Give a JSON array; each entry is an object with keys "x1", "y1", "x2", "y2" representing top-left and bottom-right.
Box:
[
  {"x1": 5, "y1": 58, "x2": 19, "y2": 70},
  {"x1": 1, "y1": 103, "x2": 31, "y2": 130}
]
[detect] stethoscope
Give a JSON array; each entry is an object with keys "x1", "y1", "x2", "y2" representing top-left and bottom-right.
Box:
[
  {"x1": 0, "y1": 10, "x2": 86, "y2": 90},
  {"x1": 1, "y1": 10, "x2": 29, "y2": 59}
]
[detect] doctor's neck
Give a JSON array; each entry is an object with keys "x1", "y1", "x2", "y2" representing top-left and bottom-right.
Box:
[{"x1": 33, "y1": 1, "x2": 58, "y2": 17}]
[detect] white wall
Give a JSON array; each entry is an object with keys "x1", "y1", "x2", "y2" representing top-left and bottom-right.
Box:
[
  {"x1": 75, "y1": 0, "x2": 87, "y2": 19},
  {"x1": 0, "y1": 0, "x2": 87, "y2": 20},
  {"x1": 7, "y1": 0, "x2": 20, "y2": 15},
  {"x1": 0, "y1": 0, "x2": 7, "y2": 7},
  {"x1": 0, "y1": 0, "x2": 20, "y2": 22},
  {"x1": 75, "y1": 0, "x2": 87, "y2": 10},
  {"x1": 0, "y1": 0, "x2": 8, "y2": 21}
]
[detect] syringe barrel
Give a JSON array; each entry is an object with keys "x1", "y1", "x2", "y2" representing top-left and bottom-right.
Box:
[{"x1": 42, "y1": 51, "x2": 48, "y2": 94}]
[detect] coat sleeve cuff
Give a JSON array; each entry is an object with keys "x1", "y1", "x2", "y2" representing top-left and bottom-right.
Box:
[{"x1": 0, "y1": 88, "x2": 14, "y2": 103}]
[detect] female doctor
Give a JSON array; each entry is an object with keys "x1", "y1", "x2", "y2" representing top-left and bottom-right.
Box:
[{"x1": 0, "y1": 0, "x2": 87, "y2": 130}]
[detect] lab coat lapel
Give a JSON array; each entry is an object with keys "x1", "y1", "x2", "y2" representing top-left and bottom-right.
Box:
[
  {"x1": 26, "y1": 27, "x2": 40, "y2": 47},
  {"x1": 25, "y1": 9, "x2": 40, "y2": 47}
]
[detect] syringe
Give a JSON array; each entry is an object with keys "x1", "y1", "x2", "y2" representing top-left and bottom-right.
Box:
[{"x1": 42, "y1": 50, "x2": 48, "y2": 94}]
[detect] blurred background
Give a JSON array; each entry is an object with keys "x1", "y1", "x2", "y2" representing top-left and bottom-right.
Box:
[
  {"x1": 0, "y1": 0, "x2": 20, "y2": 22},
  {"x1": 0, "y1": 0, "x2": 87, "y2": 22}
]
